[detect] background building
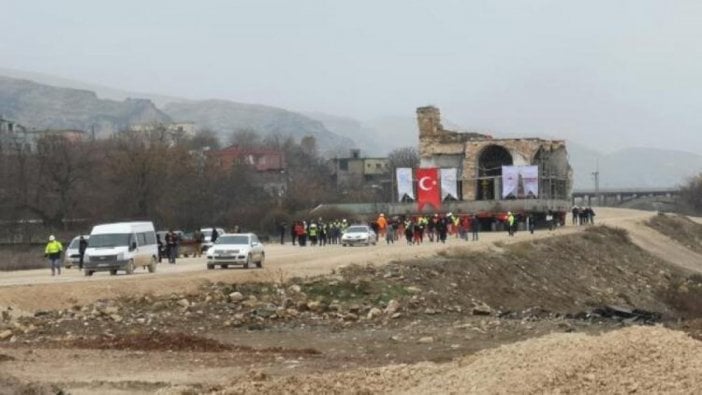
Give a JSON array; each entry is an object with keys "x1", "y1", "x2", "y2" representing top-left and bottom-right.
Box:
[{"x1": 417, "y1": 106, "x2": 572, "y2": 202}]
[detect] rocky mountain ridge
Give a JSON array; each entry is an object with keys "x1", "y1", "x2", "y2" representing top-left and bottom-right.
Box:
[
  {"x1": 0, "y1": 76, "x2": 171, "y2": 137},
  {"x1": 0, "y1": 72, "x2": 699, "y2": 188}
]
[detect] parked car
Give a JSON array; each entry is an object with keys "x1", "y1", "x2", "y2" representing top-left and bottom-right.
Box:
[
  {"x1": 341, "y1": 225, "x2": 377, "y2": 246},
  {"x1": 200, "y1": 227, "x2": 226, "y2": 252},
  {"x1": 64, "y1": 235, "x2": 89, "y2": 269},
  {"x1": 84, "y1": 222, "x2": 158, "y2": 276},
  {"x1": 206, "y1": 233, "x2": 264, "y2": 269}
]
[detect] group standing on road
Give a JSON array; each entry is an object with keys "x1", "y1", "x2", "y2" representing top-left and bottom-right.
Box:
[{"x1": 571, "y1": 206, "x2": 596, "y2": 225}]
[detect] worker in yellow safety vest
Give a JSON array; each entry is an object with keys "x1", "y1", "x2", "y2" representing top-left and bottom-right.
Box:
[{"x1": 45, "y1": 235, "x2": 64, "y2": 276}]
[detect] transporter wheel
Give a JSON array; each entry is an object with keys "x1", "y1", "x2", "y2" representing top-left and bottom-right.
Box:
[
  {"x1": 109, "y1": 270, "x2": 117, "y2": 276},
  {"x1": 244, "y1": 255, "x2": 251, "y2": 269},
  {"x1": 221, "y1": 264, "x2": 229, "y2": 269},
  {"x1": 256, "y1": 253, "x2": 264, "y2": 268},
  {"x1": 125, "y1": 260, "x2": 135, "y2": 275},
  {"x1": 84, "y1": 270, "x2": 93, "y2": 277},
  {"x1": 207, "y1": 263, "x2": 214, "y2": 270}
]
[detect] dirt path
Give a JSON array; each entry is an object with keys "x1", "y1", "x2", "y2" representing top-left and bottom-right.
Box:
[
  {"x1": 0, "y1": 208, "x2": 664, "y2": 313},
  {"x1": 2, "y1": 207, "x2": 701, "y2": 395},
  {"x1": 599, "y1": 209, "x2": 702, "y2": 273},
  {"x1": 0, "y1": 228, "x2": 564, "y2": 313}
]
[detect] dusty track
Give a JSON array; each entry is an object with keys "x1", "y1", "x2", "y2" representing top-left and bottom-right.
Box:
[
  {"x1": 0, "y1": 208, "x2": 663, "y2": 313},
  {"x1": 3, "y1": 207, "x2": 702, "y2": 395}
]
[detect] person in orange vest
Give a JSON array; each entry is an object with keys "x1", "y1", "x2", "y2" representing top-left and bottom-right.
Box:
[{"x1": 376, "y1": 213, "x2": 388, "y2": 242}]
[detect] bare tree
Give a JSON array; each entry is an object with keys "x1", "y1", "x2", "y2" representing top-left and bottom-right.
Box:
[
  {"x1": 228, "y1": 128, "x2": 262, "y2": 148},
  {"x1": 103, "y1": 130, "x2": 175, "y2": 220},
  {"x1": 388, "y1": 146, "x2": 420, "y2": 169},
  {"x1": 25, "y1": 135, "x2": 93, "y2": 228},
  {"x1": 680, "y1": 173, "x2": 702, "y2": 214},
  {"x1": 300, "y1": 135, "x2": 318, "y2": 157},
  {"x1": 187, "y1": 129, "x2": 221, "y2": 151}
]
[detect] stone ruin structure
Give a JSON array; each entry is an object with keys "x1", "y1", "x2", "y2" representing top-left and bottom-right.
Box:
[{"x1": 417, "y1": 106, "x2": 572, "y2": 202}]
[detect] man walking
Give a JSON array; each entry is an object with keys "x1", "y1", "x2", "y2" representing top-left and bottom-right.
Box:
[
  {"x1": 471, "y1": 214, "x2": 480, "y2": 241},
  {"x1": 166, "y1": 230, "x2": 178, "y2": 264},
  {"x1": 278, "y1": 222, "x2": 286, "y2": 245},
  {"x1": 45, "y1": 235, "x2": 63, "y2": 276},
  {"x1": 78, "y1": 235, "x2": 88, "y2": 270},
  {"x1": 193, "y1": 228, "x2": 204, "y2": 257},
  {"x1": 376, "y1": 213, "x2": 387, "y2": 242},
  {"x1": 507, "y1": 211, "x2": 515, "y2": 236}
]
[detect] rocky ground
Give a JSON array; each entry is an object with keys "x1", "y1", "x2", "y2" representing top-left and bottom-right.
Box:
[{"x1": 1, "y1": 214, "x2": 702, "y2": 394}]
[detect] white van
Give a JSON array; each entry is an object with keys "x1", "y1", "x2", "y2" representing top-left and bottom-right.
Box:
[{"x1": 84, "y1": 222, "x2": 158, "y2": 276}]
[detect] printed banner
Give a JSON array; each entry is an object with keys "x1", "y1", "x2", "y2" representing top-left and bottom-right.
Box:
[
  {"x1": 520, "y1": 165, "x2": 539, "y2": 198},
  {"x1": 396, "y1": 168, "x2": 414, "y2": 202},
  {"x1": 501, "y1": 165, "x2": 520, "y2": 198},
  {"x1": 440, "y1": 168, "x2": 458, "y2": 200},
  {"x1": 416, "y1": 167, "x2": 441, "y2": 210}
]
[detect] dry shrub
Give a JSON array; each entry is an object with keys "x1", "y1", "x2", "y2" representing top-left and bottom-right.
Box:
[
  {"x1": 647, "y1": 213, "x2": 702, "y2": 254},
  {"x1": 661, "y1": 276, "x2": 702, "y2": 318}
]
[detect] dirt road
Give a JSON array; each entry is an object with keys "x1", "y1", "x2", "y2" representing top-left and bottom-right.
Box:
[
  {"x1": 0, "y1": 208, "x2": 658, "y2": 312},
  {"x1": 2, "y1": 207, "x2": 701, "y2": 395}
]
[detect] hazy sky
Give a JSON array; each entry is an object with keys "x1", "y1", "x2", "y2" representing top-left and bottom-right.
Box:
[{"x1": 3, "y1": 0, "x2": 702, "y2": 152}]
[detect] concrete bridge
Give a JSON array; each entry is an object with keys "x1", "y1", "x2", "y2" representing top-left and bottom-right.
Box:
[{"x1": 571, "y1": 187, "x2": 680, "y2": 207}]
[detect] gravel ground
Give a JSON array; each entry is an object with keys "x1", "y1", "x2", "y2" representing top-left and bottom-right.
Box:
[{"x1": 209, "y1": 326, "x2": 702, "y2": 394}]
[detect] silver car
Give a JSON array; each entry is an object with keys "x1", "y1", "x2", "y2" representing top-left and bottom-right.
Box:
[
  {"x1": 341, "y1": 225, "x2": 377, "y2": 246},
  {"x1": 206, "y1": 233, "x2": 264, "y2": 269}
]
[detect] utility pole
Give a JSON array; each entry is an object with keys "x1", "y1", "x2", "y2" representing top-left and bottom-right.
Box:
[{"x1": 591, "y1": 160, "x2": 600, "y2": 206}]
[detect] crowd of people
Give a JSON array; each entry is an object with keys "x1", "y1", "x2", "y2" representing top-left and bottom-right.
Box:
[
  {"x1": 279, "y1": 213, "x2": 485, "y2": 247},
  {"x1": 276, "y1": 208, "x2": 595, "y2": 248},
  {"x1": 281, "y1": 219, "x2": 351, "y2": 246}
]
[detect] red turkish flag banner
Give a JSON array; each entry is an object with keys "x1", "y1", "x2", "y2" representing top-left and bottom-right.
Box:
[{"x1": 416, "y1": 168, "x2": 441, "y2": 211}]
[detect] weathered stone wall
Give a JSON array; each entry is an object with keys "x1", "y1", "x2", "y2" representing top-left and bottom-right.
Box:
[
  {"x1": 460, "y1": 139, "x2": 567, "y2": 200},
  {"x1": 416, "y1": 106, "x2": 571, "y2": 201},
  {"x1": 417, "y1": 106, "x2": 489, "y2": 160}
]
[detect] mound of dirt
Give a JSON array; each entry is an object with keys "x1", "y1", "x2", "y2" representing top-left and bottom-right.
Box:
[
  {"x1": 0, "y1": 372, "x2": 60, "y2": 395},
  {"x1": 405, "y1": 325, "x2": 702, "y2": 394},
  {"x1": 206, "y1": 326, "x2": 702, "y2": 394},
  {"x1": 63, "y1": 332, "x2": 233, "y2": 352},
  {"x1": 647, "y1": 213, "x2": 702, "y2": 254}
]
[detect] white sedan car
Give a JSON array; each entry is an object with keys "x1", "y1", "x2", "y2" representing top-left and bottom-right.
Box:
[
  {"x1": 206, "y1": 233, "x2": 264, "y2": 269},
  {"x1": 341, "y1": 225, "x2": 377, "y2": 246}
]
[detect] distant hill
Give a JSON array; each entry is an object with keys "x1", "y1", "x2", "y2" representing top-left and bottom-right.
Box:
[
  {"x1": 163, "y1": 100, "x2": 357, "y2": 155},
  {"x1": 568, "y1": 144, "x2": 702, "y2": 189},
  {"x1": 303, "y1": 112, "x2": 387, "y2": 157},
  {"x1": 0, "y1": 67, "x2": 183, "y2": 107},
  {"x1": 0, "y1": 76, "x2": 170, "y2": 136}
]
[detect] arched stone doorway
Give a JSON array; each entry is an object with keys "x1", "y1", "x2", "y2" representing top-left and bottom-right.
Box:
[
  {"x1": 533, "y1": 146, "x2": 570, "y2": 200},
  {"x1": 477, "y1": 145, "x2": 513, "y2": 200}
]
